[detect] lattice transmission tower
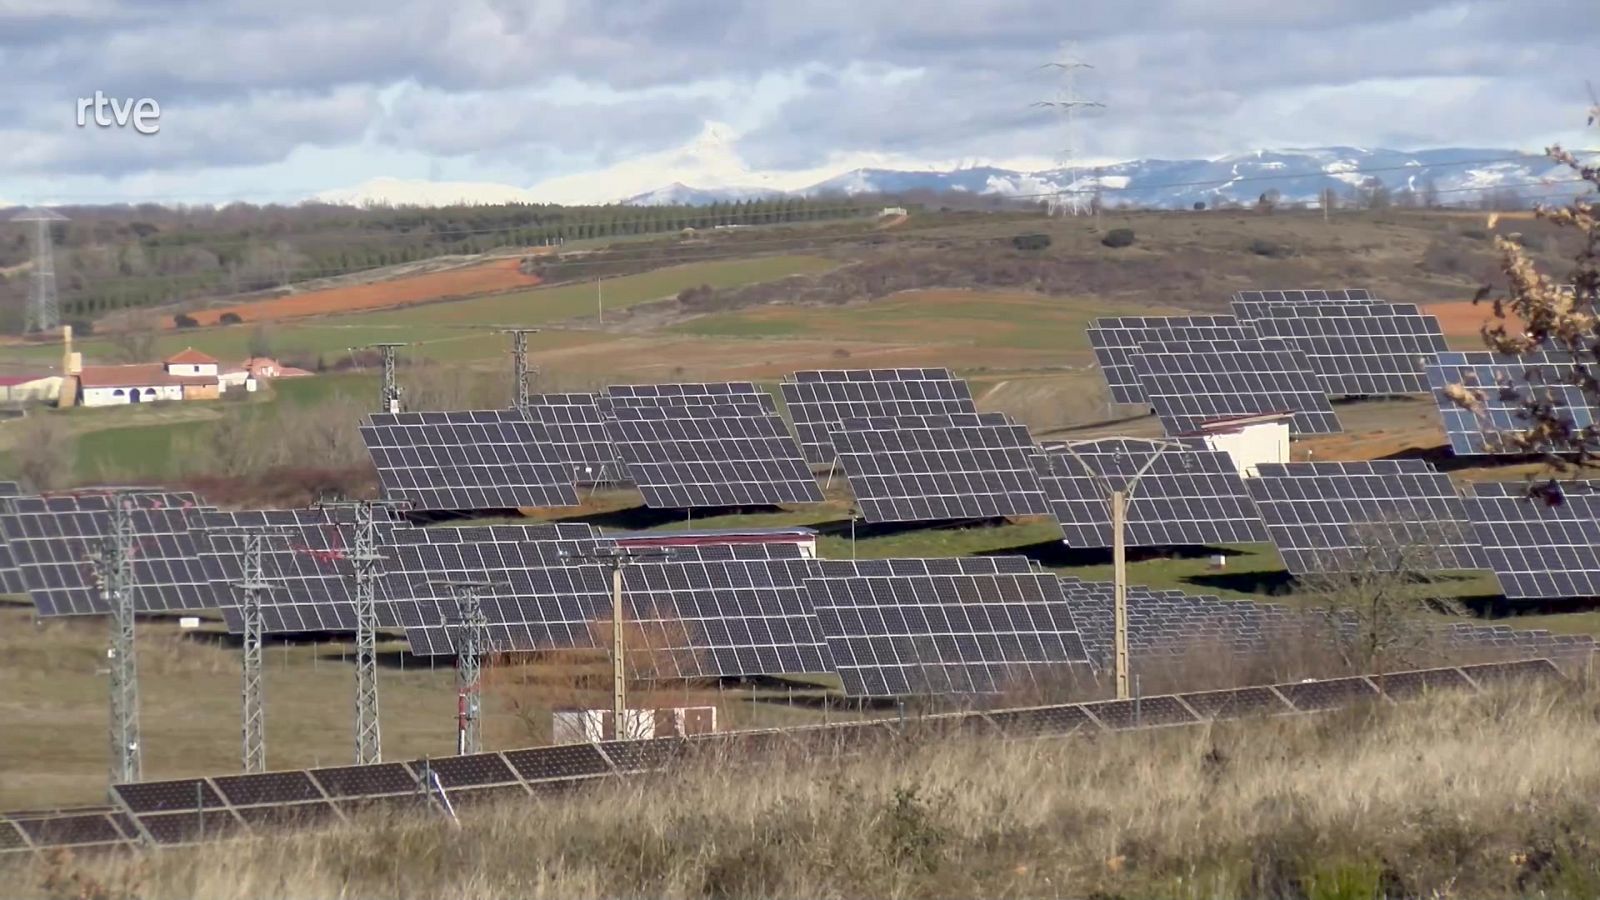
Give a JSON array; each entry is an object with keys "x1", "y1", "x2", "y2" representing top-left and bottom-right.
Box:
[
  {"x1": 1034, "y1": 46, "x2": 1105, "y2": 217},
  {"x1": 91, "y1": 492, "x2": 141, "y2": 785},
  {"x1": 503, "y1": 329, "x2": 539, "y2": 412},
  {"x1": 12, "y1": 207, "x2": 67, "y2": 333}
]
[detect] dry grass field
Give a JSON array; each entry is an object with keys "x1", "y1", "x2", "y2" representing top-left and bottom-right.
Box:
[{"x1": 7, "y1": 682, "x2": 1599, "y2": 899}]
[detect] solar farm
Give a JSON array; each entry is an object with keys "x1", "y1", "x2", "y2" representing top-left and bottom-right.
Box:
[{"x1": 3, "y1": 285, "x2": 1599, "y2": 859}]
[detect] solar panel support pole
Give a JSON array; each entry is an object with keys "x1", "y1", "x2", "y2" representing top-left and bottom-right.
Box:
[
  {"x1": 430, "y1": 579, "x2": 498, "y2": 756},
  {"x1": 233, "y1": 532, "x2": 277, "y2": 774},
  {"x1": 560, "y1": 546, "x2": 673, "y2": 740},
  {"x1": 1112, "y1": 489, "x2": 1129, "y2": 700},
  {"x1": 95, "y1": 491, "x2": 141, "y2": 785}
]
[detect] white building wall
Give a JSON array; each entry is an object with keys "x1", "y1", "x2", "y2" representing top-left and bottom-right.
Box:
[
  {"x1": 80, "y1": 385, "x2": 184, "y2": 407},
  {"x1": 168, "y1": 363, "x2": 218, "y2": 377},
  {"x1": 1205, "y1": 420, "x2": 1290, "y2": 477}
]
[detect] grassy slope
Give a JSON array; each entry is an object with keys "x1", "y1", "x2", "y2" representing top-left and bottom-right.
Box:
[{"x1": 8, "y1": 685, "x2": 1599, "y2": 899}]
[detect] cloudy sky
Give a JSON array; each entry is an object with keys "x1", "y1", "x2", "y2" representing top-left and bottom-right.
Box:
[{"x1": 3, "y1": 0, "x2": 1597, "y2": 206}]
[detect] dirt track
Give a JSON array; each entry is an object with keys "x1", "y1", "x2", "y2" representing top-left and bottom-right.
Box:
[{"x1": 183, "y1": 258, "x2": 541, "y2": 328}]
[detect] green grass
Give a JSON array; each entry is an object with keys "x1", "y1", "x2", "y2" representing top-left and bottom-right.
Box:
[{"x1": 74, "y1": 417, "x2": 208, "y2": 481}]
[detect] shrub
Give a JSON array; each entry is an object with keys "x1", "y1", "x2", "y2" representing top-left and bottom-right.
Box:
[
  {"x1": 219, "y1": 312, "x2": 243, "y2": 325},
  {"x1": 1193, "y1": 201, "x2": 1207, "y2": 211},
  {"x1": 1011, "y1": 232, "x2": 1052, "y2": 251},
  {"x1": 173, "y1": 313, "x2": 199, "y2": 329},
  {"x1": 1101, "y1": 228, "x2": 1136, "y2": 248},
  {"x1": 1248, "y1": 239, "x2": 1292, "y2": 258}
]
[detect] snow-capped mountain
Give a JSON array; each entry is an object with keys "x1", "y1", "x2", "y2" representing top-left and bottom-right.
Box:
[
  {"x1": 622, "y1": 182, "x2": 786, "y2": 206},
  {"x1": 624, "y1": 147, "x2": 1573, "y2": 209}
]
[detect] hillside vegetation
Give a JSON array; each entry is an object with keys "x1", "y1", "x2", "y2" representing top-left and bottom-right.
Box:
[{"x1": 9, "y1": 683, "x2": 1598, "y2": 899}]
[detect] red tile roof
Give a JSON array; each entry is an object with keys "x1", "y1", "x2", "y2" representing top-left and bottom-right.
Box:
[
  {"x1": 78, "y1": 364, "x2": 217, "y2": 389},
  {"x1": 164, "y1": 347, "x2": 218, "y2": 365}
]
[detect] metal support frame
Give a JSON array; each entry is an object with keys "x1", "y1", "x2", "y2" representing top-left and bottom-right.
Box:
[
  {"x1": 431, "y1": 580, "x2": 496, "y2": 756},
  {"x1": 94, "y1": 491, "x2": 141, "y2": 785},
  {"x1": 372, "y1": 343, "x2": 405, "y2": 414},
  {"x1": 1052, "y1": 438, "x2": 1189, "y2": 700},
  {"x1": 350, "y1": 501, "x2": 384, "y2": 763},
  {"x1": 502, "y1": 329, "x2": 540, "y2": 412},
  {"x1": 232, "y1": 532, "x2": 278, "y2": 773},
  {"x1": 12, "y1": 208, "x2": 66, "y2": 333},
  {"x1": 560, "y1": 546, "x2": 671, "y2": 738}
]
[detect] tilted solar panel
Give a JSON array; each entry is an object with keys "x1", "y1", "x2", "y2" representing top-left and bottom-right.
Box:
[
  {"x1": 1425, "y1": 351, "x2": 1600, "y2": 456},
  {"x1": 521, "y1": 393, "x2": 624, "y2": 485},
  {"x1": 1230, "y1": 288, "x2": 1375, "y2": 318},
  {"x1": 1464, "y1": 481, "x2": 1600, "y2": 599},
  {"x1": 1035, "y1": 438, "x2": 1268, "y2": 547},
  {"x1": 780, "y1": 368, "x2": 980, "y2": 464},
  {"x1": 1086, "y1": 316, "x2": 1256, "y2": 404},
  {"x1": 0, "y1": 492, "x2": 215, "y2": 617},
  {"x1": 0, "y1": 482, "x2": 19, "y2": 497},
  {"x1": 807, "y1": 559, "x2": 1091, "y2": 697},
  {"x1": 603, "y1": 382, "x2": 776, "y2": 411},
  {"x1": 360, "y1": 410, "x2": 579, "y2": 512},
  {"x1": 830, "y1": 413, "x2": 1050, "y2": 523},
  {"x1": 1133, "y1": 345, "x2": 1341, "y2": 436},
  {"x1": 603, "y1": 402, "x2": 823, "y2": 508},
  {"x1": 385, "y1": 529, "x2": 833, "y2": 677},
  {"x1": 1245, "y1": 460, "x2": 1486, "y2": 574},
  {"x1": 1240, "y1": 301, "x2": 1449, "y2": 396}
]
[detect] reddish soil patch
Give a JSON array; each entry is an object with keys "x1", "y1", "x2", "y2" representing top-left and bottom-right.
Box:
[
  {"x1": 184, "y1": 258, "x2": 541, "y2": 328},
  {"x1": 1424, "y1": 299, "x2": 1527, "y2": 343}
]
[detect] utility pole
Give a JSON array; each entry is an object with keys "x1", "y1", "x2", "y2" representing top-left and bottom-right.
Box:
[
  {"x1": 501, "y1": 329, "x2": 539, "y2": 412},
  {"x1": 232, "y1": 531, "x2": 280, "y2": 773},
  {"x1": 318, "y1": 499, "x2": 394, "y2": 763},
  {"x1": 12, "y1": 207, "x2": 67, "y2": 333},
  {"x1": 371, "y1": 343, "x2": 405, "y2": 414},
  {"x1": 559, "y1": 546, "x2": 671, "y2": 738},
  {"x1": 431, "y1": 579, "x2": 498, "y2": 755},
  {"x1": 1034, "y1": 45, "x2": 1106, "y2": 217},
  {"x1": 92, "y1": 491, "x2": 141, "y2": 785},
  {"x1": 1052, "y1": 439, "x2": 1189, "y2": 699},
  {"x1": 596, "y1": 277, "x2": 604, "y2": 325}
]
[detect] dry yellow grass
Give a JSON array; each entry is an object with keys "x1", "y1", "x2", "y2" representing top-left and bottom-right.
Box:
[{"x1": 8, "y1": 682, "x2": 1599, "y2": 899}]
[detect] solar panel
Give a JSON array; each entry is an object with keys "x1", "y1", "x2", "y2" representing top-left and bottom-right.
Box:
[
  {"x1": 1087, "y1": 316, "x2": 1253, "y2": 404},
  {"x1": 1425, "y1": 351, "x2": 1600, "y2": 455},
  {"x1": 1132, "y1": 343, "x2": 1341, "y2": 436},
  {"x1": 360, "y1": 409, "x2": 579, "y2": 512},
  {"x1": 1244, "y1": 460, "x2": 1485, "y2": 574},
  {"x1": 1464, "y1": 481, "x2": 1600, "y2": 599},
  {"x1": 780, "y1": 368, "x2": 979, "y2": 463},
  {"x1": 0, "y1": 492, "x2": 216, "y2": 617},
  {"x1": 1035, "y1": 438, "x2": 1268, "y2": 547},
  {"x1": 603, "y1": 402, "x2": 823, "y2": 508},
  {"x1": 385, "y1": 527, "x2": 834, "y2": 677},
  {"x1": 603, "y1": 382, "x2": 775, "y2": 411},
  {"x1": 0, "y1": 482, "x2": 20, "y2": 497},
  {"x1": 521, "y1": 393, "x2": 624, "y2": 484},
  {"x1": 199, "y1": 508, "x2": 408, "y2": 634},
  {"x1": 1239, "y1": 302, "x2": 1449, "y2": 396},
  {"x1": 1230, "y1": 288, "x2": 1375, "y2": 320},
  {"x1": 807, "y1": 559, "x2": 1091, "y2": 697},
  {"x1": 830, "y1": 413, "x2": 1051, "y2": 523}
]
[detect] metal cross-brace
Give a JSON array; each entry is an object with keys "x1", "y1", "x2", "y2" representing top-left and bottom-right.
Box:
[
  {"x1": 431, "y1": 579, "x2": 498, "y2": 755},
  {"x1": 91, "y1": 491, "x2": 141, "y2": 785},
  {"x1": 231, "y1": 531, "x2": 278, "y2": 773},
  {"x1": 502, "y1": 329, "x2": 540, "y2": 412},
  {"x1": 371, "y1": 342, "x2": 405, "y2": 414}
]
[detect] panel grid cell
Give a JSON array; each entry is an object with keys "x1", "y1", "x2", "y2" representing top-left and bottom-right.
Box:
[
  {"x1": 603, "y1": 401, "x2": 822, "y2": 508},
  {"x1": 1237, "y1": 301, "x2": 1448, "y2": 396},
  {"x1": 1245, "y1": 460, "x2": 1486, "y2": 574},
  {"x1": 1035, "y1": 438, "x2": 1267, "y2": 547},
  {"x1": 830, "y1": 412, "x2": 1050, "y2": 523},
  {"x1": 522, "y1": 393, "x2": 624, "y2": 485},
  {"x1": 1426, "y1": 351, "x2": 1600, "y2": 455},
  {"x1": 360, "y1": 409, "x2": 579, "y2": 511},
  {"x1": 780, "y1": 368, "x2": 979, "y2": 463},
  {"x1": 1465, "y1": 481, "x2": 1600, "y2": 599},
  {"x1": 1087, "y1": 316, "x2": 1254, "y2": 404}
]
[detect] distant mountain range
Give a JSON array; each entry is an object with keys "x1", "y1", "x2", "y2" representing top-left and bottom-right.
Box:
[{"x1": 620, "y1": 147, "x2": 1572, "y2": 209}]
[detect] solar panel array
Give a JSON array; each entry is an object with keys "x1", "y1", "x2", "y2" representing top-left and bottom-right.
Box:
[
  {"x1": 0, "y1": 492, "x2": 214, "y2": 616},
  {"x1": 1238, "y1": 302, "x2": 1449, "y2": 396},
  {"x1": 780, "y1": 368, "x2": 979, "y2": 464},
  {"x1": 808, "y1": 557, "x2": 1090, "y2": 697},
  {"x1": 1426, "y1": 351, "x2": 1600, "y2": 456},
  {"x1": 198, "y1": 508, "x2": 406, "y2": 634},
  {"x1": 1230, "y1": 288, "x2": 1373, "y2": 312},
  {"x1": 603, "y1": 382, "x2": 775, "y2": 411},
  {"x1": 521, "y1": 393, "x2": 624, "y2": 484},
  {"x1": 361, "y1": 410, "x2": 579, "y2": 511},
  {"x1": 1132, "y1": 342, "x2": 1342, "y2": 436},
  {"x1": 602, "y1": 402, "x2": 823, "y2": 508},
  {"x1": 1086, "y1": 317, "x2": 1254, "y2": 403},
  {"x1": 0, "y1": 657, "x2": 1535, "y2": 853},
  {"x1": 1035, "y1": 438, "x2": 1268, "y2": 547},
  {"x1": 383, "y1": 526, "x2": 834, "y2": 677},
  {"x1": 1245, "y1": 460, "x2": 1486, "y2": 574},
  {"x1": 1464, "y1": 482, "x2": 1600, "y2": 599},
  {"x1": 830, "y1": 413, "x2": 1051, "y2": 522}
]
